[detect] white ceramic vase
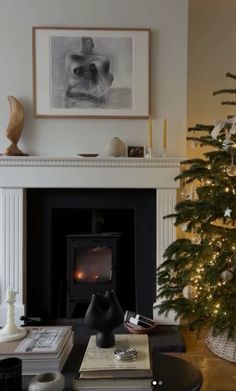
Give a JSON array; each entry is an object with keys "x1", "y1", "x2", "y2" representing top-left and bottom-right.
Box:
[
  {"x1": 103, "y1": 137, "x2": 126, "y2": 157},
  {"x1": 28, "y1": 372, "x2": 65, "y2": 391}
]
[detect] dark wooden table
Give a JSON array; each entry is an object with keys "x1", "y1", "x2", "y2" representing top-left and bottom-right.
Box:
[
  {"x1": 151, "y1": 351, "x2": 203, "y2": 391},
  {"x1": 22, "y1": 324, "x2": 203, "y2": 391}
]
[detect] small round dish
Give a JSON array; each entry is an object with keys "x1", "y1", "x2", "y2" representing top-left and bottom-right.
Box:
[
  {"x1": 124, "y1": 321, "x2": 158, "y2": 334},
  {"x1": 77, "y1": 154, "x2": 99, "y2": 158}
]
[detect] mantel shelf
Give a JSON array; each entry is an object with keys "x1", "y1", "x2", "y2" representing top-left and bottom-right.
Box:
[
  {"x1": 0, "y1": 155, "x2": 183, "y2": 189},
  {"x1": 0, "y1": 156, "x2": 184, "y2": 168}
]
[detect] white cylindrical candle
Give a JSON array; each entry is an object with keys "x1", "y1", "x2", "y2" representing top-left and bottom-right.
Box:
[
  {"x1": 6, "y1": 288, "x2": 16, "y2": 303},
  {"x1": 163, "y1": 118, "x2": 167, "y2": 149}
]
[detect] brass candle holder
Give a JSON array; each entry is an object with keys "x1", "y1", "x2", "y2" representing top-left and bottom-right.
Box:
[{"x1": 161, "y1": 148, "x2": 168, "y2": 158}]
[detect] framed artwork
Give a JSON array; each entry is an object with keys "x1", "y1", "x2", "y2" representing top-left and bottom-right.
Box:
[{"x1": 32, "y1": 27, "x2": 151, "y2": 118}]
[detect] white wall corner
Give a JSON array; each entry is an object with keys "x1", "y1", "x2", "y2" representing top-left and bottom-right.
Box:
[{"x1": 153, "y1": 301, "x2": 180, "y2": 325}]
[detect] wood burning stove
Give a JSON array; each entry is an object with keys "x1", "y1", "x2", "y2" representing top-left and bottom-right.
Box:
[{"x1": 67, "y1": 233, "x2": 121, "y2": 318}]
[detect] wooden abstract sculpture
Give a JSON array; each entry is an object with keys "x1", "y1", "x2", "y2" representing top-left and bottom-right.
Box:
[{"x1": 3, "y1": 96, "x2": 27, "y2": 156}]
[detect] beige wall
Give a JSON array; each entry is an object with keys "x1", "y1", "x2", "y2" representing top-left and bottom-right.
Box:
[
  {"x1": 188, "y1": 0, "x2": 236, "y2": 131},
  {"x1": 0, "y1": 0, "x2": 188, "y2": 158},
  {"x1": 2, "y1": 1, "x2": 235, "y2": 159}
]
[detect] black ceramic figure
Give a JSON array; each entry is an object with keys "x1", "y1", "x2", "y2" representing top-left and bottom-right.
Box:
[{"x1": 84, "y1": 290, "x2": 124, "y2": 348}]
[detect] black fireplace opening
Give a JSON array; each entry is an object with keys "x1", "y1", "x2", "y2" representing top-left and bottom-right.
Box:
[{"x1": 26, "y1": 189, "x2": 156, "y2": 320}]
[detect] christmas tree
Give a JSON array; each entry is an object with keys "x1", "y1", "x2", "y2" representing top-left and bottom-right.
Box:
[{"x1": 156, "y1": 73, "x2": 236, "y2": 342}]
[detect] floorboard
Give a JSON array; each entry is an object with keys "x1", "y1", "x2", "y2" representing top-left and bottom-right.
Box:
[{"x1": 169, "y1": 328, "x2": 236, "y2": 391}]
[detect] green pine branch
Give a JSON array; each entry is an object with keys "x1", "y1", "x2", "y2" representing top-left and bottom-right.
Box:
[
  {"x1": 226, "y1": 72, "x2": 236, "y2": 81},
  {"x1": 213, "y1": 88, "x2": 236, "y2": 96},
  {"x1": 221, "y1": 101, "x2": 236, "y2": 105}
]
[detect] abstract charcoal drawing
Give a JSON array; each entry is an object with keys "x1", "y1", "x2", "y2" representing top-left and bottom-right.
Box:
[{"x1": 50, "y1": 35, "x2": 132, "y2": 110}]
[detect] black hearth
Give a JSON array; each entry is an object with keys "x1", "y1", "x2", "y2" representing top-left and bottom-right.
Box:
[{"x1": 26, "y1": 189, "x2": 156, "y2": 320}]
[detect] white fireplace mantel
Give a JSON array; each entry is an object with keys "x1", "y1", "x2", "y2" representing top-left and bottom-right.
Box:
[
  {"x1": 0, "y1": 156, "x2": 182, "y2": 188},
  {"x1": 0, "y1": 156, "x2": 183, "y2": 325}
]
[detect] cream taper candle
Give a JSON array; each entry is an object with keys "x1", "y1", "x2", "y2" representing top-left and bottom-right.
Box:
[
  {"x1": 163, "y1": 118, "x2": 167, "y2": 149},
  {"x1": 148, "y1": 116, "x2": 153, "y2": 148}
]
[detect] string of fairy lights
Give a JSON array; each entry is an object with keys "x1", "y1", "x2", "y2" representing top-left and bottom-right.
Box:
[{"x1": 178, "y1": 128, "x2": 236, "y2": 309}]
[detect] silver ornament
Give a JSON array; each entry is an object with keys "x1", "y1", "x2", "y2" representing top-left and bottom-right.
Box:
[
  {"x1": 191, "y1": 232, "x2": 201, "y2": 245},
  {"x1": 182, "y1": 285, "x2": 197, "y2": 299},
  {"x1": 226, "y1": 163, "x2": 236, "y2": 177},
  {"x1": 222, "y1": 138, "x2": 235, "y2": 151},
  {"x1": 220, "y1": 270, "x2": 233, "y2": 281}
]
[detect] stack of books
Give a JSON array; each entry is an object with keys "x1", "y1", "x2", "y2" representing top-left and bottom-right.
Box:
[
  {"x1": 73, "y1": 334, "x2": 153, "y2": 391},
  {"x1": 0, "y1": 325, "x2": 74, "y2": 375}
]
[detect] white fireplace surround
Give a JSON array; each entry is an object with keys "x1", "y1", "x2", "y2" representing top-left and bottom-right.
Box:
[{"x1": 0, "y1": 156, "x2": 183, "y2": 326}]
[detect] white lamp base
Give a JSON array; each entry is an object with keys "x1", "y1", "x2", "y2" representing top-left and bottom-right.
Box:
[{"x1": 0, "y1": 325, "x2": 27, "y2": 342}]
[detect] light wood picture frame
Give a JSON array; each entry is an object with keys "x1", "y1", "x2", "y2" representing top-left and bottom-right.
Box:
[{"x1": 32, "y1": 26, "x2": 151, "y2": 119}]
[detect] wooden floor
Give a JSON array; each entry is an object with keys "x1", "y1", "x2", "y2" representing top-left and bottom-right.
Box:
[{"x1": 168, "y1": 328, "x2": 236, "y2": 391}]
